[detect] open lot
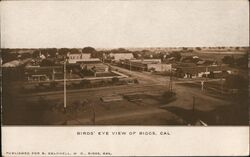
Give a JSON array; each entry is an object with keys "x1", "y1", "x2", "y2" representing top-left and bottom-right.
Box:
[{"x1": 181, "y1": 51, "x2": 246, "y2": 63}]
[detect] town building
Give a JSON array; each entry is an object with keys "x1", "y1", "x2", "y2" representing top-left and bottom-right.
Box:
[
  {"x1": 109, "y1": 52, "x2": 134, "y2": 61},
  {"x1": 175, "y1": 65, "x2": 231, "y2": 79},
  {"x1": 67, "y1": 51, "x2": 91, "y2": 64},
  {"x1": 119, "y1": 59, "x2": 172, "y2": 72}
]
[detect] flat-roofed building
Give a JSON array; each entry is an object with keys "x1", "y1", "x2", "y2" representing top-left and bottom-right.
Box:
[
  {"x1": 120, "y1": 59, "x2": 171, "y2": 72},
  {"x1": 175, "y1": 65, "x2": 231, "y2": 78}
]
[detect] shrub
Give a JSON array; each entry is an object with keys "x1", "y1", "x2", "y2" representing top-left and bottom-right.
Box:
[
  {"x1": 134, "y1": 79, "x2": 139, "y2": 84},
  {"x1": 80, "y1": 80, "x2": 91, "y2": 87},
  {"x1": 112, "y1": 77, "x2": 119, "y2": 83}
]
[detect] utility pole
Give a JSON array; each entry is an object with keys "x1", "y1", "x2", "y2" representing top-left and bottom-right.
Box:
[
  {"x1": 192, "y1": 96, "x2": 195, "y2": 114},
  {"x1": 92, "y1": 109, "x2": 96, "y2": 125},
  {"x1": 205, "y1": 66, "x2": 208, "y2": 81},
  {"x1": 191, "y1": 96, "x2": 196, "y2": 125},
  {"x1": 130, "y1": 60, "x2": 131, "y2": 73},
  {"x1": 52, "y1": 68, "x2": 55, "y2": 81},
  {"x1": 90, "y1": 104, "x2": 96, "y2": 125},
  {"x1": 64, "y1": 58, "x2": 67, "y2": 110},
  {"x1": 201, "y1": 81, "x2": 204, "y2": 91},
  {"x1": 220, "y1": 64, "x2": 223, "y2": 94},
  {"x1": 169, "y1": 67, "x2": 173, "y2": 93}
]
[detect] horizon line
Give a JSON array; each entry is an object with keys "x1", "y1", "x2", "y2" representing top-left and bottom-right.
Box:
[{"x1": 1, "y1": 46, "x2": 249, "y2": 50}]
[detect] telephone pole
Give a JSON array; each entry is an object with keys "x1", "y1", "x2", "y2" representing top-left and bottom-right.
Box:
[
  {"x1": 64, "y1": 59, "x2": 67, "y2": 110},
  {"x1": 90, "y1": 104, "x2": 96, "y2": 125},
  {"x1": 220, "y1": 64, "x2": 223, "y2": 94},
  {"x1": 201, "y1": 81, "x2": 204, "y2": 91},
  {"x1": 169, "y1": 67, "x2": 173, "y2": 93},
  {"x1": 192, "y1": 96, "x2": 195, "y2": 114},
  {"x1": 205, "y1": 66, "x2": 208, "y2": 81},
  {"x1": 130, "y1": 60, "x2": 132, "y2": 73}
]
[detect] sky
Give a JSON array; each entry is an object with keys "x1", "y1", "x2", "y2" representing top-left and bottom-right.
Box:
[{"x1": 1, "y1": 0, "x2": 249, "y2": 48}]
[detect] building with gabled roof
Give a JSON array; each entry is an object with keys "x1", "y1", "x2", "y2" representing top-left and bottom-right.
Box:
[
  {"x1": 110, "y1": 52, "x2": 134, "y2": 61},
  {"x1": 67, "y1": 51, "x2": 91, "y2": 64}
]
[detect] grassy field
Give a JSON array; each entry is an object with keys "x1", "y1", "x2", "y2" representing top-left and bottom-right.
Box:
[{"x1": 181, "y1": 51, "x2": 246, "y2": 62}]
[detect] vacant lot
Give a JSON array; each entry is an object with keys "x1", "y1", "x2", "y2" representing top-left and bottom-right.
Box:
[{"x1": 181, "y1": 52, "x2": 246, "y2": 62}]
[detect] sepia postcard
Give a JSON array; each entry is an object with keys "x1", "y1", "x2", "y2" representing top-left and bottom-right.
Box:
[{"x1": 1, "y1": 0, "x2": 249, "y2": 156}]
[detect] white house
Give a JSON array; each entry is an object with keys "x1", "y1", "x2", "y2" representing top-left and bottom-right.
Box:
[
  {"x1": 147, "y1": 63, "x2": 172, "y2": 72},
  {"x1": 109, "y1": 53, "x2": 134, "y2": 61},
  {"x1": 68, "y1": 52, "x2": 91, "y2": 64}
]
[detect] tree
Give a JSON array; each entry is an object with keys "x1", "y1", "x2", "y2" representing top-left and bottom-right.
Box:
[
  {"x1": 91, "y1": 51, "x2": 102, "y2": 58},
  {"x1": 32, "y1": 50, "x2": 40, "y2": 58},
  {"x1": 40, "y1": 49, "x2": 48, "y2": 57},
  {"x1": 70, "y1": 48, "x2": 80, "y2": 54},
  {"x1": 182, "y1": 47, "x2": 188, "y2": 51},
  {"x1": 235, "y1": 54, "x2": 248, "y2": 68},
  {"x1": 58, "y1": 48, "x2": 69, "y2": 56},
  {"x1": 110, "y1": 48, "x2": 130, "y2": 54},
  {"x1": 82, "y1": 47, "x2": 95, "y2": 53},
  {"x1": 169, "y1": 52, "x2": 181, "y2": 61},
  {"x1": 1, "y1": 51, "x2": 18, "y2": 63},
  {"x1": 153, "y1": 53, "x2": 163, "y2": 59},
  {"x1": 140, "y1": 50, "x2": 153, "y2": 59},
  {"x1": 132, "y1": 51, "x2": 141, "y2": 59},
  {"x1": 195, "y1": 47, "x2": 202, "y2": 51},
  {"x1": 40, "y1": 59, "x2": 55, "y2": 66},
  {"x1": 47, "y1": 48, "x2": 57, "y2": 58},
  {"x1": 82, "y1": 47, "x2": 96, "y2": 58},
  {"x1": 20, "y1": 52, "x2": 32, "y2": 59}
]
